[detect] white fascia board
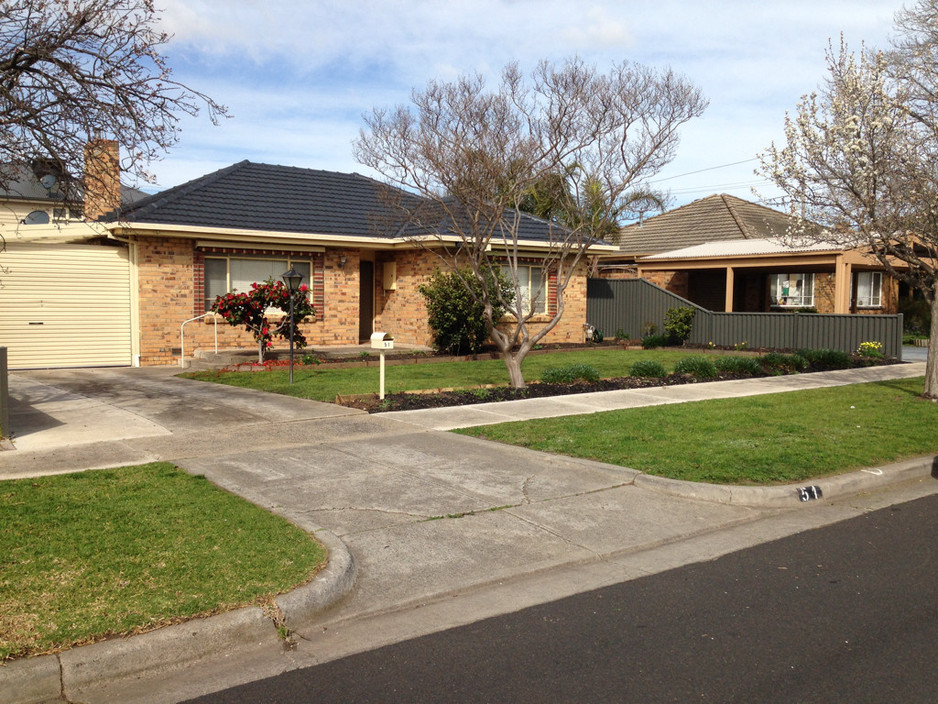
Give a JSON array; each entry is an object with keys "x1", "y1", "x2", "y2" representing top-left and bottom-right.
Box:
[
  {"x1": 107, "y1": 222, "x2": 431, "y2": 249},
  {"x1": 4, "y1": 221, "x2": 108, "y2": 242}
]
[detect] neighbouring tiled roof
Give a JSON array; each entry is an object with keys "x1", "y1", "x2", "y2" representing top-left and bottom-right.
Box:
[
  {"x1": 615, "y1": 193, "x2": 796, "y2": 256},
  {"x1": 1, "y1": 163, "x2": 146, "y2": 206},
  {"x1": 641, "y1": 237, "x2": 841, "y2": 261},
  {"x1": 119, "y1": 160, "x2": 568, "y2": 244}
]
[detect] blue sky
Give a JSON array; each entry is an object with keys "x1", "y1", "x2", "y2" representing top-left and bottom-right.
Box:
[{"x1": 149, "y1": 0, "x2": 904, "y2": 209}]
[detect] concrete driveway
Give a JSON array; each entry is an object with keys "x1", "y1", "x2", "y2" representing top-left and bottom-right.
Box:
[
  {"x1": 2, "y1": 363, "x2": 935, "y2": 704},
  {"x1": 0, "y1": 365, "x2": 768, "y2": 622}
]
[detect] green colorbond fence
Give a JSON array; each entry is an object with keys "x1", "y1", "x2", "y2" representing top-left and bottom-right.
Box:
[{"x1": 587, "y1": 278, "x2": 904, "y2": 359}]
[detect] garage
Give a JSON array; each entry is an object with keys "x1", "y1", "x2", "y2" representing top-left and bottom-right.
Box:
[{"x1": 0, "y1": 241, "x2": 133, "y2": 369}]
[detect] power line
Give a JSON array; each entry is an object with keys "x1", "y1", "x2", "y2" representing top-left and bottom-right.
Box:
[{"x1": 648, "y1": 157, "x2": 759, "y2": 185}]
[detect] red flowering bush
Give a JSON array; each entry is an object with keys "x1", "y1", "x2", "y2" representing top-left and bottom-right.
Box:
[{"x1": 211, "y1": 279, "x2": 315, "y2": 362}]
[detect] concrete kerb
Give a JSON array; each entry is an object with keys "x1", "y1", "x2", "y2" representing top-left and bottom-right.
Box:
[
  {"x1": 633, "y1": 455, "x2": 938, "y2": 507},
  {"x1": 0, "y1": 529, "x2": 357, "y2": 704},
  {"x1": 275, "y1": 529, "x2": 358, "y2": 632}
]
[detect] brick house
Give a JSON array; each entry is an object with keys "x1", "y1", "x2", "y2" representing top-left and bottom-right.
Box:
[
  {"x1": 1, "y1": 142, "x2": 605, "y2": 368},
  {"x1": 598, "y1": 193, "x2": 906, "y2": 315}
]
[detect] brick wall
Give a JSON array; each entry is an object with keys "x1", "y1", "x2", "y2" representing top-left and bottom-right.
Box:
[
  {"x1": 136, "y1": 238, "x2": 366, "y2": 364},
  {"x1": 375, "y1": 249, "x2": 437, "y2": 346},
  {"x1": 641, "y1": 270, "x2": 690, "y2": 299},
  {"x1": 813, "y1": 272, "x2": 836, "y2": 313},
  {"x1": 136, "y1": 236, "x2": 197, "y2": 365},
  {"x1": 134, "y1": 237, "x2": 594, "y2": 364},
  {"x1": 319, "y1": 249, "x2": 360, "y2": 343}
]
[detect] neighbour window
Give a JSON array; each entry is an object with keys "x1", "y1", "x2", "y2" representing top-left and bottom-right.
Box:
[
  {"x1": 853, "y1": 271, "x2": 882, "y2": 308},
  {"x1": 503, "y1": 264, "x2": 547, "y2": 316},
  {"x1": 204, "y1": 256, "x2": 311, "y2": 311},
  {"x1": 770, "y1": 273, "x2": 814, "y2": 308}
]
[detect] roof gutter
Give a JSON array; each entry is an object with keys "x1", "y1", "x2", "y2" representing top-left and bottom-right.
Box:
[{"x1": 105, "y1": 221, "x2": 617, "y2": 254}]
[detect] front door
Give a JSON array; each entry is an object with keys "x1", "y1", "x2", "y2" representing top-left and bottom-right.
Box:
[{"x1": 359, "y1": 260, "x2": 374, "y2": 342}]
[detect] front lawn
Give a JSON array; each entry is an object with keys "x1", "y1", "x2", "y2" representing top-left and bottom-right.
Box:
[
  {"x1": 456, "y1": 378, "x2": 938, "y2": 485},
  {"x1": 0, "y1": 463, "x2": 326, "y2": 660},
  {"x1": 182, "y1": 348, "x2": 767, "y2": 402}
]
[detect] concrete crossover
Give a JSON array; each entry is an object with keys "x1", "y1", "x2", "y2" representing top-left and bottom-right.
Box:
[{"x1": 0, "y1": 361, "x2": 934, "y2": 704}]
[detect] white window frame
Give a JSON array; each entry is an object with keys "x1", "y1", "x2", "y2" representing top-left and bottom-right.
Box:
[
  {"x1": 853, "y1": 271, "x2": 883, "y2": 308},
  {"x1": 204, "y1": 255, "x2": 312, "y2": 312},
  {"x1": 770, "y1": 273, "x2": 814, "y2": 308},
  {"x1": 503, "y1": 264, "x2": 547, "y2": 316}
]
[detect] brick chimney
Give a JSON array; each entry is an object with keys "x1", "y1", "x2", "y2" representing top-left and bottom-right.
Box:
[{"x1": 83, "y1": 139, "x2": 121, "y2": 221}]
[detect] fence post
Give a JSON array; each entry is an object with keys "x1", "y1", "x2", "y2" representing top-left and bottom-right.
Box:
[{"x1": 0, "y1": 347, "x2": 8, "y2": 440}]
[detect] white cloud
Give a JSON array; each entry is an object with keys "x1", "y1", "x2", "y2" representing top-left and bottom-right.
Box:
[{"x1": 146, "y1": 0, "x2": 908, "y2": 206}]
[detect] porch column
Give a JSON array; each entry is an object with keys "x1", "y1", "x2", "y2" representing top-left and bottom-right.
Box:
[
  {"x1": 724, "y1": 266, "x2": 735, "y2": 312},
  {"x1": 833, "y1": 255, "x2": 851, "y2": 314}
]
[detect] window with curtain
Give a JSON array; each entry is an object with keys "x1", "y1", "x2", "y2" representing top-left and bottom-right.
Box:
[
  {"x1": 854, "y1": 271, "x2": 882, "y2": 308},
  {"x1": 503, "y1": 264, "x2": 547, "y2": 315},
  {"x1": 204, "y1": 257, "x2": 311, "y2": 311}
]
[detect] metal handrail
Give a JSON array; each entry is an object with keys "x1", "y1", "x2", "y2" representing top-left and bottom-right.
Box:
[{"x1": 180, "y1": 312, "x2": 218, "y2": 368}]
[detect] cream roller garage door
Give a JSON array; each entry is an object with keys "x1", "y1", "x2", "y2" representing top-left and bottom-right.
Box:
[{"x1": 0, "y1": 242, "x2": 133, "y2": 368}]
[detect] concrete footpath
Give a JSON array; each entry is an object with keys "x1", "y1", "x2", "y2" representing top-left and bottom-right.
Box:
[{"x1": 0, "y1": 361, "x2": 935, "y2": 704}]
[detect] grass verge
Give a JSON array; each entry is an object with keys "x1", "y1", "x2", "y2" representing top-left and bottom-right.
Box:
[
  {"x1": 182, "y1": 348, "x2": 738, "y2": 402},
  {"x1": 0, "y1": 462, "x2": 326, "y2": 661},
  {"x1": 455, "y1": 378, "x2": 938, "y2": 485}
]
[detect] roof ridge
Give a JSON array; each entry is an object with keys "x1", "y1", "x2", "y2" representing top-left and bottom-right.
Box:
[
  {"x1": 619, "y1": 193, "x2": 724, "y2": 232},
  {"x1": 720, "y1": 193, "x2": 751, "y2": 238}
]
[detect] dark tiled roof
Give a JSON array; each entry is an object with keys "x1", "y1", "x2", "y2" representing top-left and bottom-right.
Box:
[
  {"x1": 615, "y1": 193, "x2": 794, "y2": 256},
  {"x1": 119, "y1": 161, "x2": 569, "y2": 244},
  {"x1": 121, "y1": 161, "x2": 427, "y2": 239}
]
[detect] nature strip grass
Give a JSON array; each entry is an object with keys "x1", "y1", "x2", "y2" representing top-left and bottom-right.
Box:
[
  {"x1": 183, "y1": 348, "x2": 719, "y2": 402},
  {"x1": 455, "y1": 378, "x2": 938, "y2": 485},
  {"x1": 0, "y1": 463, "x2": 326, "y2": 661}
]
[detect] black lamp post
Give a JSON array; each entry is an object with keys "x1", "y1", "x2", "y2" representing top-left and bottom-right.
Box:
[{"x1": 282, "y1": 267, "x2": 303, "y2": 384}]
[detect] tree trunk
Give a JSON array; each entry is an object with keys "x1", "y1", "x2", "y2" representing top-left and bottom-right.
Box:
[
  {"x1": 501, "y1": 350, "x2": 527, "y2": 389},
  {"x1": 924, "y1": 294, "x2": 938, "y2": 400},
  {"x1": 257, "y1": 338, "x2": 266, "y2": 364}
]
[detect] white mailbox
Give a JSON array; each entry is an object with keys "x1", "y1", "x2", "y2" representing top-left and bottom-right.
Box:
[{"x1": 370, "y1": 332, "x2": 394, "y2": 350}]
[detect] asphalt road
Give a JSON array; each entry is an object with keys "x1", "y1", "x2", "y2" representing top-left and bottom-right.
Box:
[{"x1": 183, "y1": 492, "x2": 938, "y2": 704}]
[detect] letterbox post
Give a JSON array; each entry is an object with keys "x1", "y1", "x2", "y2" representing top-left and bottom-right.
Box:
[{"x1": 370, "y1": 332, "x2": 394, "y2": 400}]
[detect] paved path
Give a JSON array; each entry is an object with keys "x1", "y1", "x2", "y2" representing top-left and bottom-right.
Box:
[{"x1": 1, "y1": 361, "x2": 934, "y2": 704}]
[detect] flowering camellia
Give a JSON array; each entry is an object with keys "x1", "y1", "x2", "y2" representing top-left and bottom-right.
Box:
[{"x1": 211, "y1": 279, "x2": 315, "y2": 363}]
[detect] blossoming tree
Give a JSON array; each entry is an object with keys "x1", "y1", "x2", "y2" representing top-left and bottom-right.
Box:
[
  {"x1": 211, "y1": 280, "x2": 314, "y2": 363},
  {"x1": 758, "y1": 19, "x2": 938, "y2": 400}
]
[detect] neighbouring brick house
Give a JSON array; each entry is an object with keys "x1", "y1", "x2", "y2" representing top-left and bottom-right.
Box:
[
  {"x1": 1, "y1": 142, "x2": 604, "y2": 368},
  {"x1": 598, "y1": 193, "x2": 906, "y2": 315}
]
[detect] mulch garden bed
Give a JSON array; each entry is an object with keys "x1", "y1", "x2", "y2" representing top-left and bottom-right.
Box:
[{"x1": 336, "y1": 363, "x2": 893, "y2": 413}]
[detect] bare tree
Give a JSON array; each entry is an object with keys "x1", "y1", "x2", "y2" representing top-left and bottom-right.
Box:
[
  {"x1": 355, "y1": 58, "x2": 707, "y2": 388},
  {"x1": 0, "y1": 0, "x2": 226, "y2": 199},
  {"x1": 758, "y1": 29, "x2": 938, "y2": 399}
]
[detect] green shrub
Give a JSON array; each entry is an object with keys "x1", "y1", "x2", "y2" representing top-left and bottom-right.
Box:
[
  {"x1": 641, "y1": 333, "x2": 670, "y2": 349},
  {"x1": 760, "y1": 352, "x2": 808, "y2": 375},
  {"x1": 714, "y1": 355, "x2": 762, "y2": 375},
  {"x1": 630, "y1": 359, "x2": 668, "y2": 378},
  {"x1": 541, "y1": 363, "x2": 601, "y2": 384},
  {"x1": 419, "y1": 267, "x2": 513, "y2": 355},
  {"x1": 664, "y1": 306, "x2": 696, "y2": 344},
  {"x1": 797, "y1": 348, "x2": 852, "y2": 370},
  {"x1": 673, "y1": 355, "x2": 718, "y2": 378}
]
